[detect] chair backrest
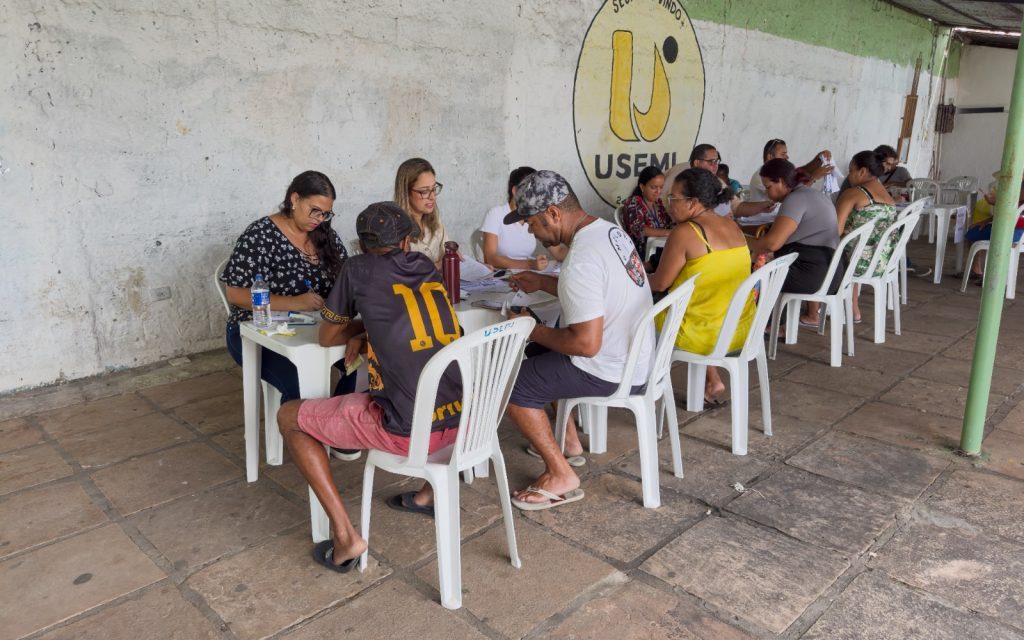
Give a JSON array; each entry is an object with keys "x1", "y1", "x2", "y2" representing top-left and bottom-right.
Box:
[
  {"x1": 403, "y1": 316, "x2": 535, "y2": 470},
  {"x1": 898, "y1": 198, "x2": 929, "y2": 221},
  {"x1": 610, "y1": 275, "x2": 698, "y2": 400},
  {"x1": 214, "y1": 258, "x2": 231, "y2": 316},
  {"x1": 811, "y1": 221, "x2": 874, "y2": 297},
  {"x1": 614, "y1": 205, "x2": 625, "y2": 229},
  {"x1": 947, "y1": 175, "x2": 978, "y2": 192},
  {"x1": 469, "y1": 229, "x2": 485, "y2": 261},
  {"x1": 908, "y1": 179, "x2": 940, "y2": 204},
  {"x1": 857, "y1": 209, "x2": 923, "y2": 280},
  {"x1": 709, "y1": 253, "x2": 797, "y2": 360}
]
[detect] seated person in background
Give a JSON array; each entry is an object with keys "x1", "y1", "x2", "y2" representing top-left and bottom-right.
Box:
[
  {"x1": 717, "y1": 163, "x2": 743, "y2": 196},
  {"x1": 835, "y1": 150, "x2": 898, "y2": 322},
  {"x1": 650, "y1": 168, "x2": 754, "y2": 405},
  {"x1": 481, "y1": 166, "x2": 567, "y2": 270},
  {"x1": 622, "y1": 166, "x2": 672, "y2": 268},
  {"x1": 663, "y1": 144, "x2": 774, "y2": 219},
  {"x1": 839, "y1": 145, "x2": 913, "y2": 192},
  {"x1": 276, "y1": 202, "x2": 463, "y2": 572},
  {"x1": 747, "y1": 138, "x2": 835, "y2": 202},
  {"x1": 747, "y1": 159, "x2": 840, "y2": 327},
  {"x1": 964, "y1": 179, "x2": 1024, "y2": 281},
  {"x1": 394, "y1": 157, "x2": 451, "y2": 268},
  {"x1": 503, "y1": 171, "x2": 653, "y2": 510},
  {"x1": 221, "y1": 170, "x2": 356, "y2": 404}
]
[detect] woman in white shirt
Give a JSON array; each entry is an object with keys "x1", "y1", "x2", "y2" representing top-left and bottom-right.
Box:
[
  {"x1": 481, "y1": 166, "x2": 568, "y2": 270},
  {"x1": 394, "y1": 157, "x2": 451, "y2": 267}
]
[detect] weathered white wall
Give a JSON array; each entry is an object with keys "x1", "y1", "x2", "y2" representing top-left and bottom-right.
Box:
[
  {"x1": 939, "y1": 45, "x2": 1016, "y2": 188},
  {"x1": 1, "y1": 1, "x2": 940, "y2": 392}
]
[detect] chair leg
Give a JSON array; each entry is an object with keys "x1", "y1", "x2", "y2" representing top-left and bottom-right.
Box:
[
  {"x1": 1007, "y1": 248, "x2": 1020, "y2": 300},
  {"x1": 631, "y1": 400, "x2": 661, "y2": 508},
  {"x1": 844, "y1": 294, "x2": 855, "y2": 356},
  {"x1": 587, "y1": 405, "x2": 608, "y2": 454},
  {"x1": 785, "y1": 300, "x2": 800, "y2": 345},
  {"x1": 829, "y1": 300, "x2": 843, "y2": 367},
  {"x1": 490, "y1": 444, "x2": 521, "y2": 569},
  {"x1": 755, "y1": 352, "x2": 772, "y2": 438},
  {"x1": 662, "y1": 379, "x2": 684, "y2": 478},
  {"x1": 686, "y1": 363, "x2": 706, "y2": 413},
  {"x1": 727, "y1": 362, "x2": 748, "y2": 455},
  {"x1": 430, "y1": 469, "x2": 463, "y2": 610},
  {"x1": 890, "y1": 279, "x2": 902, "y2": 336},
  {"x1": 900, "y1": 258, "x2": 908, "y2": 305},
  {"x1": 872, "y1": 282, "x2": 885, "y2": 344},
  {"x1": 262, "y1": 383, "x2": 284, "y2": 466},
  {"x1": 358, "y1": 462, "x2": 376, "y2": 572},
  {"x1": 769, "y1": 301, "x2": 783, "y2": 360}
]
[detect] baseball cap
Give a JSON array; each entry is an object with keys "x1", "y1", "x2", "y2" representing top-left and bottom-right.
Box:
[
  {"x1": 356, "y1": 201, "x2": 419, "y2": 248},
  {"x1": 503, "y1": 170, "x2": 572, "y2": 224}
]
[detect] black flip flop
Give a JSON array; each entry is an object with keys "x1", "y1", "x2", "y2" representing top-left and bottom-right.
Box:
[
  {"x1": 312, "y1": 540, "x2": 357, "y2": 573},
  {"x1": 703, "y1": 397, "x2": 729, "y2": 409},
  {"x1": 386, "y1": 491, "x2": 435, "y2": 518}
]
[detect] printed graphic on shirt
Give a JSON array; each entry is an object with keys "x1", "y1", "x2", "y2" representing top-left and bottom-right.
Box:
[{"x1": 608, "y1": 226, "x2": 647, "y2": 287}]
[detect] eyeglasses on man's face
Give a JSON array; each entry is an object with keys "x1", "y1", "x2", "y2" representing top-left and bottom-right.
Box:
[
  {"x1": 697, "y1": 156, "x2": 720, "y2": 166},
  {"x1": 411, "y1": 183, "x2": 444, "y2": 198}
]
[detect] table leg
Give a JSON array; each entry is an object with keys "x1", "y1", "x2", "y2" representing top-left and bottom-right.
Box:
[
  {"x1": 297, "y1": 355, "x2": 338, "y2": 544},
  {"x1": 241, "y1": 336, "x2": 262, "y2": 483},
  {"x1": 934, "y1": 213, "x2": 950, "y2": 284}
]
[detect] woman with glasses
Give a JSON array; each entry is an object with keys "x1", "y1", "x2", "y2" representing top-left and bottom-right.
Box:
[
  {"x1": 221, "y1": 170, "x2": 355, "y2": 406},
  {"x1": 394, "y1": 157, "x2": 450, "y2": 267},
  {"x1": 649, "y1": 168, "x2": 755, "y2": 405}
]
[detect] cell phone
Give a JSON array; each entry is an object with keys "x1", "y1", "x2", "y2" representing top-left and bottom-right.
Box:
[
  {"x1": 509, "y1": 305, "x2": 540, "y2": 322},
  {"x1": 492, "y1": 269, "x2": 508, "y2": 279}
]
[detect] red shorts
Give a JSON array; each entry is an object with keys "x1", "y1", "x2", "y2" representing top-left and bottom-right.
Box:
[{"x1": 296, "y1": 393, "x2": 458, "y2": 456}]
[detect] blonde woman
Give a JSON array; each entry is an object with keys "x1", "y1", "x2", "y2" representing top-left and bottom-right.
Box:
[{"x1": 394, "y1": 157, "x2": 451, "y2": 266}]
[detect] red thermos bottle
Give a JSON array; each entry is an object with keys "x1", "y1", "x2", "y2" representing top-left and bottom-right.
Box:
[{"x1": 442, "y1": 241, "x2": 461, "y2": 304}]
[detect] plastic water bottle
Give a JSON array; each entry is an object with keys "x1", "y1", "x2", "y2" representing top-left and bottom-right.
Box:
[{"x1": 251, "y1": 274, "x2": 272, "y2": 328}]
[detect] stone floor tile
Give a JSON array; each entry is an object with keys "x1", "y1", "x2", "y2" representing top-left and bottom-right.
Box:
[
  {"x1": 0, "y1": 524, "x2": 165, "y2": 639},
  {"x1": 926, "y1": 470, "x2": 1024, "y2": 545},
  {"x1": 682, "y1": 410, "x2": 827, "y2": 460},
  {"x1": 879, "y1": 376, "x2": 1003, "y2": 420},
  {"x1": 944, "y1": 335, "x2": 1024, "y2": 371},
  {"x1": 835, "y1": 401, "x2": 962, "y2": 455},
  {"x1": 207, "y1": 426, "x2": 250, "y2": 463},
  {"x1": 522, "y1": 473, "x2": 706, "y2": 564},
  {"x1": 544, "y1": 580, "x2": 755, "y2": 640},
  {"x1": 0, "y1": 384, "x2": 87, "y2": 422},
  {"x1": 760, "y1": 380, "x2": 864, "y2": 423},
  {"x1": 54, "y1": 413, "x2": 195, "y2": 469},
  {"x1": 187, "y1": 529, "x2": 388, "y2": 640},
  {"x1": 0, "y1": 418, "x2": 44, "y2": 453},
  {"x1": 265, "y1": 457, "x2": 375, "y2": 505},
  {"x1": 998, "y1": 400, "x2": 1024, "y2": 436},
  {"x1": 854, "y1": 329, "x2": 957, "y2": 356},
  {"x1": 414, "y1": 522, "x2": 621, "y2": 638},
  {"x1": 979, "y1": 428, "x2": 1024, "y2": 481},
  {"x1": 33, "y1": 394, "x2": 155, "y2": 438},
  {"x1": 91, "y1": 443, "x2": 239, "y2": 515},
  {"x1": 641, "y1": 516, "x2": 848, "y2": 634},
  {"x1": 34, "y1": 583, "x2": 222, "y2": 640},
  {"x1": 137, "y1": 372, "x2": 241, "y2": 410},
  {"x1": 804, "y1": 570, "x2": 1024, "y2": 640},
  {"x1": 281, "y1": 579, "x2": 487, "y2": 640},
  {"x1": 807, "y1": 341, "x2": 931, "y2": 375},
  {"x1": 0, "y1": 482, "x2": 107, "y2": 560},
  {"x1": 130, "y1": 480, "x2": 305, "y2": 571},
  {"x1": 362, "y1": 477, "x2": 502, "y2": 568},
  {"x1": 872, "y1": 520, "x2": 1024, "y2": 630},
  {"x1": 912, "y1": 356, "x2": 1022, "y2": 396},
  {"x1": 787, "y1": 431, "x2": 948, "y2": 501},
  {"x1": 615, "y1": 436, "x2": 771, "y2": 507},
  {"x1": 0, "y1": 443, "x2": 74, "y2": 496},
  {"x1": 782, "y1": 362, "x2": 901, "y2": 398},
  {"x1": 726, "y1": 466, "x2": 903, "y2": 554},
  {"x1": 897, "y1": 308, "x2": 977, "y2": 338},
  {"x1": 171, "y1": 391, "x2": 244, "y2": 434}
]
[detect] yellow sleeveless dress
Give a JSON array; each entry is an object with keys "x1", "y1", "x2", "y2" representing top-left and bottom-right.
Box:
[{"x1": 655, "y1": 221, "x2": 756, "y2": 354}]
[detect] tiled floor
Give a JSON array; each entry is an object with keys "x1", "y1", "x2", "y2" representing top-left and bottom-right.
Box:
[{"x1": 3, "y1": 241, "x2": 1024, "y2": 639}]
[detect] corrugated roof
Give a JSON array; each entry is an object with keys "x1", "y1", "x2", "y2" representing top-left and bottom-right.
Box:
[{"x1": 882, "y1": 0, "x2": 1021, "y2": 47}]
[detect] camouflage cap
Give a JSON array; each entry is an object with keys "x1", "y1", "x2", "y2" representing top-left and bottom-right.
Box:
[
  {"x1": 503, "y1": 170, "x2": 572, "y2": 224},
  {"x1": 356, "y1": 201, "x2": 419, "y2": 248}
]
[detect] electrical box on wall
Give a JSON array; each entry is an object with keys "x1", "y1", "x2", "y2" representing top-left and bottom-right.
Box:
[{"x1": 936, "y1": 103, "x2": 956, "y2": 133}]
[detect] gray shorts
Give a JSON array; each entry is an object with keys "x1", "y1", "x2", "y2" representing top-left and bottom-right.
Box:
[{"x1": 508, "y1": 350, "x2": 643, "y2": 409}]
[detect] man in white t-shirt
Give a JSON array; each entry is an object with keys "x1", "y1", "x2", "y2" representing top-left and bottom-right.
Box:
[{"x1": 503, "y1": 170, "x2": 653, "y2": 511}]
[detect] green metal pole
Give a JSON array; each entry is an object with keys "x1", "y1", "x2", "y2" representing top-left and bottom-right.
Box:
[{"x1": 960, "y1": 19, "x2": 1024, "y2": 455}]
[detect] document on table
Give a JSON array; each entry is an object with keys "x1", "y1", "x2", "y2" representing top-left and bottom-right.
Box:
[
  {"x1": 459, "y1": 256, "x2": 494, "y2": 281},
  {"x1": 953, "y1": 206, "x2": 969, "y2": 244},
  {"x1": 505, "y1": 290, "x2": 560, "y2": 327}
]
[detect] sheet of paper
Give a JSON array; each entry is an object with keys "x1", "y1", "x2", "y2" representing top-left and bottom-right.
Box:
[
  {"x1": 459, "y1": 255, "x2": 494, "y2": 281},
  {"x1": 953, "y1": 205, "x2": 969, "y2": 244}
]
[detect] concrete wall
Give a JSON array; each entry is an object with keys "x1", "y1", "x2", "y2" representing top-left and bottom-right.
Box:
[
  {"x1": 1, "y1": 0, "x2": 946, "y2": 393},
  {"x1": 939, "y1": 45, "x2": 1018, "y2": 188}
]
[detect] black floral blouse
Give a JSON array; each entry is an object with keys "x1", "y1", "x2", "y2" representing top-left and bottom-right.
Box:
[{"x1": 221, "y1": 216, "x2": 348, "y2": 324}]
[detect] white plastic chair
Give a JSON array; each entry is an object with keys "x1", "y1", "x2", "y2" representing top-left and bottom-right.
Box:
[
  {"x1": 613, "y1": 205, "x2": 625, "y2": 229},
  {"x1": 945, "y1": 176, "x2": 979, "y2": 206},
  {"x1": 552, "y1": 276, "x2": 698, "y2": 509},
  {"x1": 769, "y1": 223, "x2": 874, "y2": 367},
  {"x1": 852, "y1": 209, "x2": 924, "y2": 343},
  {"x1": 907, "y1": 179, "x2": 941, "y2": 241},
  {"x1": 673, "y1": 254, "x2": 797, "y2": 456},
  {"x1": 357, "y1": 317, "x2": 535, "y2": 610},
  {"x1": 215, "y1": 259, "x2": 285, "y2": 477},
  {"x1": 960, "y1": 203, "x2": 1024, "y2": 300}
]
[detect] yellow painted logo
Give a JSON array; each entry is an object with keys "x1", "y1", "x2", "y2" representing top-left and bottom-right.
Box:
[{"x1": 574, "y1": 0, "x2": 705, "y2": 206}]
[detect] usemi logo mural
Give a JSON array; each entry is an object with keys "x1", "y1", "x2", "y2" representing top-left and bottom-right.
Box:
[{"x1": 574, "y1": 0, "x2": 705, "y2": 206}]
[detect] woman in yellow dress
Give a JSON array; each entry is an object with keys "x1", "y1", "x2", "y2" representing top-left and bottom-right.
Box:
[{"x1": 650, "y1": 168, "x2": 756, "y2": 405}]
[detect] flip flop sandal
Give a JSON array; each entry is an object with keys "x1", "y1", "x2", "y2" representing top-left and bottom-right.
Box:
[
  {"x1": 798, "y1": 319, "x2": 821, "y2": 328},
  {"x1": 703, "y1": 397, "x2": 729, "y2": 409},
  {"x1": 385, "y1": 491, "x2": 435, "y2": 518},
  {"x1": 511, "y1": 486, "x2": 585, "y2": 511},
  {"x1": 312, "y1": 540, "x2": 358, "y2": 574},
  {"x1": 525, "y1": 444, "x2": 586, "y2": 467}
]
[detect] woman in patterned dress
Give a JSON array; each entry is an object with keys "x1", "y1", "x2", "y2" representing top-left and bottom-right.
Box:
[
  {"x1": 221, "y1": 170, "x2": 353, "y2": 403},
  {"x1": 835, "y1": 150, "x2": 897, "y2": 323},
  {"x1": 622, "y1": 166, "x2": 673, "y2": 269}
]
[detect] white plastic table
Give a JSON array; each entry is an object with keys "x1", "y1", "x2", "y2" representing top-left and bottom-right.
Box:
[{"x1": 922, "y1": 203, "x2": 968, "y2": 283}]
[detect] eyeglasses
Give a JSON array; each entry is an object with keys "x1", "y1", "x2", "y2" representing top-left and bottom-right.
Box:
[
  {"x1": 666, "y1": 195, "x2": 695, "y2": 205},
  {"x1": 308, "y1": 207, "x2": 335, "y2": 223},
  {"x1": 697, "y1": 157, "x2": 720, "y2": 166},
  {"x1": 411, "y1": 183, "x2": 444, "y2": 198}
]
